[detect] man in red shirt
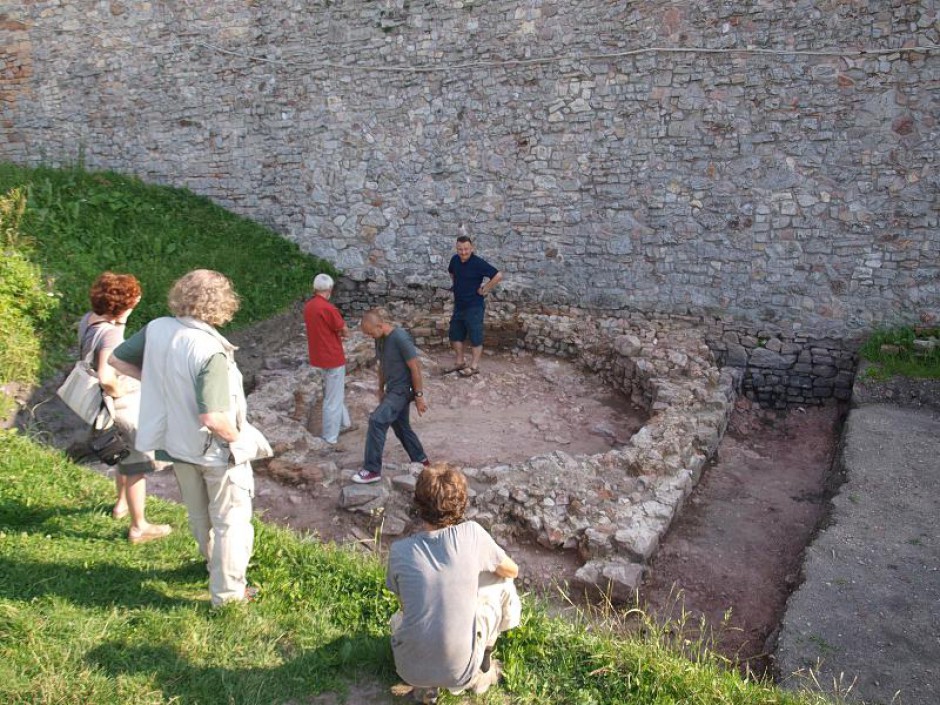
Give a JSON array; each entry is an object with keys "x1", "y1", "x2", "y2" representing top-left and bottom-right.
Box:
[{"x1": 303, "y1": 274, "x2": 352, "y2": 445}]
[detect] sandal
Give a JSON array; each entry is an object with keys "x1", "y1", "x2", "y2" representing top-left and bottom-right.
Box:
[
  {"x1": 458, "y1": 366, "x2": 479, "y2": 377},
  {"x1": 442, "y1": 363, "x2": 468, "y2": 376},
  {"x1": 112, "y1": 506, "x2": 129, "y2": 520}
]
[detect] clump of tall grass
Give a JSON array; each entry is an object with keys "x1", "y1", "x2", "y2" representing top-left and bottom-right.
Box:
[
  {"x1": 859, "y1": 326, "x2": 940, "y2": 380},
  {"x1": 0, "y1": 187, "x2": 58, "y2": 419}
]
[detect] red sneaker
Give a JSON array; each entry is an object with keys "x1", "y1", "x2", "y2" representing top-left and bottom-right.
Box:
[{"x1": 352, "y1": 469, "x2": 382, "y2": 484}]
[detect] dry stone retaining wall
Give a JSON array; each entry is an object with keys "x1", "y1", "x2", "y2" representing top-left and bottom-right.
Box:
[
  {"x1": 245, "y1": 303, "x2": 736, "y2": 596},
  {"x1": 340, "y1": 279, "x2": 858, "y2": 407},
  {"x1": 2, "y1": 1, "x2": 938, "y2": 339}
]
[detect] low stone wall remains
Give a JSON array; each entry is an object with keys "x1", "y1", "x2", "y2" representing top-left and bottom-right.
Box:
[
  {"x1": 245, "y1": 300, "x2": 738, "y2": 598},
  {"x1": 336, "y1": 282, "x2": 859, "y2": 409}
]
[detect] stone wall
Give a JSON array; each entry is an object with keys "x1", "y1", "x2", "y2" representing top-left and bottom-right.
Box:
[
  {"x1": 341, "y1": 278, "x2": 857, "y2": 407},
  {"x1": 1, "y1": 1, "x2": 938, "y2": 337}
]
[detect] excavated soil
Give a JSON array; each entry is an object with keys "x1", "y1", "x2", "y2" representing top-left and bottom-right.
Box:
[{"x1": 640, "y1": 400, "x2": 844, "y2": 676}]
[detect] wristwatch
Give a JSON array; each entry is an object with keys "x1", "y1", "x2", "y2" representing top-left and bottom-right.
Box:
[{"x1": 414, "y1": 390, "x2": 424, "y2": 398}]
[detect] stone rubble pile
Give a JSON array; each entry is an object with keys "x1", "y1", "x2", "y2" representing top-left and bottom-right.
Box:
[
  {"x1": 469, "y1": 310, "x2": 736, "y2": 597},
  {"x1": 245, "y1": 332, "x2": 375, "y2": 483}
]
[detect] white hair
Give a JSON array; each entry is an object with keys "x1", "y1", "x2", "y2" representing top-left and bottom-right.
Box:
[{"x1": 313, "y1": 273, "x2": 335, "y2": 292}]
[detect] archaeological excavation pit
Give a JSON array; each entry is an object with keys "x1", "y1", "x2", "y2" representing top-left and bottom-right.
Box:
[{"x1": 240, "y1": 302, "x2": 737, "y2": 598}]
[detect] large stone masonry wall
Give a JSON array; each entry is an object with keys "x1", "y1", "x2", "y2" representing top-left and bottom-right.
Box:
[{"x1": 1, "y1": 1, "x2": 938, "y2": 336}]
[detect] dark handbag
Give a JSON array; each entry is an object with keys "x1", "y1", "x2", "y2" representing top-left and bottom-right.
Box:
[{"x1": 90, "y1": 424, "x2": 130, "y2": 466}]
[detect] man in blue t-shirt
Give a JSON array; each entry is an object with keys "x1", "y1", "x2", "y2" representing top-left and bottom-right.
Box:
[{"x1": 445, "y1": 235, "x2": 503, "y2": 377}]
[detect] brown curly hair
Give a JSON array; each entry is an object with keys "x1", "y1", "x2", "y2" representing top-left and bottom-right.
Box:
[
  {"x1": 167, "y1": 269, "x2": 240, "y2": 327},
  {"x1": 414, "y1": 464, "x2": 468, "y2": 527},
  {"x1": 89, "y1": 272, "x2": 142, "y2": 317}
]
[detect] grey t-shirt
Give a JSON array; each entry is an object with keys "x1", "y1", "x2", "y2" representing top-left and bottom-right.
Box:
[
  {"x1": 376, "y1": 326, "x2": 418, "y2": 394},
  {"x1": 79, "y1": 312, "x2": 125, "y2": 371},
  {"x1": 386, "y1": 521, "x2": 507, "y2": 689}
]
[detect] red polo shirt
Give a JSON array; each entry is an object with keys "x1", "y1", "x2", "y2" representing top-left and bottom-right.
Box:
[{"x1": 304, "y1": 295, "x2": 346, "y2": 368}]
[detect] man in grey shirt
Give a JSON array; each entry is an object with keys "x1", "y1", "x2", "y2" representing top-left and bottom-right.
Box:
[
  {"x1": 386, "y1": 465, "x2": 521, "y2": 702},
  {"x1": 352, "y1": 308, "x2": 430, "y2": 484}
]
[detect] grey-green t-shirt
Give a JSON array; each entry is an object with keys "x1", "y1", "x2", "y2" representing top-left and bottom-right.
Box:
[
  {"x1": 376, "y1": 326, "x2": 418, "y2": 394},
  {"x1": 386, "y1": 521, "x2": 507, "y2": 688}
]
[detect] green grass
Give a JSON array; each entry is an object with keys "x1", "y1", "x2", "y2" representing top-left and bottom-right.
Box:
[
  {"x1": 0, "y1": 187, "x2": 58, "y2": 417},
  {"x1": 859, "y1": 326, "x2": 940, "y2": 380},
  {"x1": 0, "y1": 162, "x2": 337, "y2": 377},
  {"x1": 0, "y1": 430, "x2": 397, "y2": 705},
  {"x1": 0, "y1": 429, "x2": 834, "y2": 705}
]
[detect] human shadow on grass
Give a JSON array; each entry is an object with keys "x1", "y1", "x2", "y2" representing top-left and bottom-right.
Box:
[
  {"x1": 86, "y1": 633, "x2": 397, "y2": 705},
  {"x1": 0, "y1": 554, "x2": 198, "y2": 610},
  {"x1": 0, "y1": 495, "x2": 180, "y2": 543},
  {"x1": 0, "y1": 496, "x2": 106, "y2": 531}
]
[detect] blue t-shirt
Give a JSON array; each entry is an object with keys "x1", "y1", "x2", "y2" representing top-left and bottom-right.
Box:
[{"x1": 448, "y1": 253, "x2": 499, "y2": 311}]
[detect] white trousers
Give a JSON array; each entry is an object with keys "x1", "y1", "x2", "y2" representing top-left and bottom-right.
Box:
[
  {"x1": 318, "y1": 365, "x2": 351, "y2": 443},
  {"x1": 173, "y1": 461, "x2": 255, "y2": 606}
]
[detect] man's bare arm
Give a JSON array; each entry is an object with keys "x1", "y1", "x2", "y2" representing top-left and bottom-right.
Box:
[
  {"x1": 479, "y1": 271, "x2": 503, "y2": 295},
  {"x1": 406, "y1": 357, "x2": 428, "y2": 416},
  {"x1": 199, "y1": 411, "x2": 239, "y2": 443}
]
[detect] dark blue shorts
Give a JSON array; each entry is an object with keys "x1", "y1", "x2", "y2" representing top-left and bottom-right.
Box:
[{"x1": 448, "y1": 307, "x2": 485, "y2": 346}]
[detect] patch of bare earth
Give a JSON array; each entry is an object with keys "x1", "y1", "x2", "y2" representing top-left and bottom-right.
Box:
[
  {"x1": 245, "y1": 347, "x2": 644, "y2": 549},
  {"x1": 639, "y1": 399, "x2": 844, "y2": 676}
]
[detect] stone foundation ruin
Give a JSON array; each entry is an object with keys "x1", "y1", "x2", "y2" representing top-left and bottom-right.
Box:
[{"x1": 246, "y1": 300, "x2": 739, "y2": 598}]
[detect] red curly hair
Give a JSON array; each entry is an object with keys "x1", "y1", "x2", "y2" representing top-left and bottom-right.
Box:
[{"x1": 89, "y1": 272, "x2": 142, "y2": 317}]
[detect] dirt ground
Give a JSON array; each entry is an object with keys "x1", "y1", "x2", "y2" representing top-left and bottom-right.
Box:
[
  {"x1": 640, "y1": 400, "x2": 844, "y2": 676},
  {"x1": 222, "y1": 346, "x2": 643, "y2": 590}
]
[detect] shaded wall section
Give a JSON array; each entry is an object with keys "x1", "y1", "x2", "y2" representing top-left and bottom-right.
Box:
[{"x1": 1, "y1": 0, "x2": 938, "y2": 336}]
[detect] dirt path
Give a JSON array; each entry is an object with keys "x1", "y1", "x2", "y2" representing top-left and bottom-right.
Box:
[{"x1": 640, "y1": 400, "x2": 844, "y2": 676}]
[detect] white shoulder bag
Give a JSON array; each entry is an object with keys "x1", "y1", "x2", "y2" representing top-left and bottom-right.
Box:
[{"x1": 56, "y1": 323, "x2": 108, "y2": 425}]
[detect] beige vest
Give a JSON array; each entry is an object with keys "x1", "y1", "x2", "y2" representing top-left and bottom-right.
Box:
[{"x1": 136, "y1": 316, "x2": 246, "y2": 466}]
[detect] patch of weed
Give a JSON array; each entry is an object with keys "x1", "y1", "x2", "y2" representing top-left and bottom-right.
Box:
[{"x1": 859, "y1": 327, "x2": 940, "y2": 380}]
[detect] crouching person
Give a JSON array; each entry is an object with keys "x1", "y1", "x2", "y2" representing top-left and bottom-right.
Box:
[{"x1": 386, "y1": 464, "x2": 521, "y2": 703}]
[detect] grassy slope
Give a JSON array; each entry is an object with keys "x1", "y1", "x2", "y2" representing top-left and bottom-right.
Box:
[
  {"x1": 0, "y1": 164, "x2": 833, "y2": 704},
  {"x1": 0, "y1": 163, "x2": 336, "y2": 375}
]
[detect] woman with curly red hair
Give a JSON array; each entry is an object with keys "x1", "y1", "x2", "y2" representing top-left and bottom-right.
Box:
[{"x1": 79, "y1": 272, "x2": 171, "y2": 544}]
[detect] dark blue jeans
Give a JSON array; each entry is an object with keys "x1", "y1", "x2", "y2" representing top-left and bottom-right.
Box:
[{"x1": 364, "y1": 390, "x2": 427, "y2": 474}]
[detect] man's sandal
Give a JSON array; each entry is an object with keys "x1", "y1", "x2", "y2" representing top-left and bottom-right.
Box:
[
  {"x1": 441, "y1": 363, "x2": 468, "y2": 376},
  {"x1": 458, "y1": 366, "x2": 479, "y2": 377}
]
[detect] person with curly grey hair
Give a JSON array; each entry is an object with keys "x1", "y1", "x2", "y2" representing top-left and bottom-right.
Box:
[
  {"x1": 386, "y1": 464, "x2": 521, "y2": 703},
  {"x1": 110, "y1": 269, "x2": 259, "y2": 606}
]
